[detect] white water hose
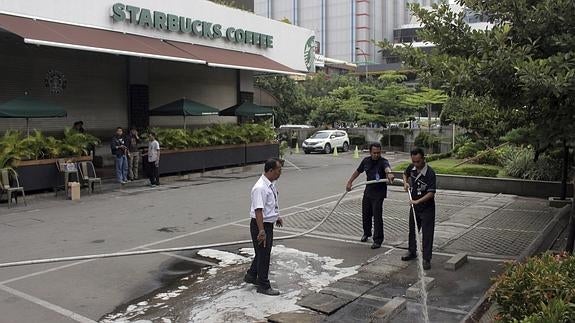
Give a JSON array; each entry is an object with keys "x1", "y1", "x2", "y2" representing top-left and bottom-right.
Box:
[{"x1": 0, "y1": 179, "x2": 406, "y2": 269}]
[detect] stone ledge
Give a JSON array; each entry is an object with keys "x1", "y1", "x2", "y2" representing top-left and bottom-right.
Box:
[
  {"x1": 444, "y1": 253, "x2": 468, "y2": 271},
  {"x1": 369, "y1": 297, "x2": 407, "y2": 323},
  {"x1": 406, "y1": 277, "x2": 436, "y2": 299}
]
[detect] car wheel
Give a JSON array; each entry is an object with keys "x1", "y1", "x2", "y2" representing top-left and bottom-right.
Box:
[
  {"x1": 304, "y1": 150, "x2": 311, "y2": 154},
  {"x1": 324, "y1": 143, "x2": 332, "y2": 154},
  {"x1": 343, "y1": 142, "x2": 349, "y2": 152}
]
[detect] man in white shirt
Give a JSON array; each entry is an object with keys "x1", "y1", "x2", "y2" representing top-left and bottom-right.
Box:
[
  {"x1": 244, "y1": 158, "x2": 284, "y2": 296},
  {"x1": 147, "y1": 132, "x2": 160, "y2": 186}
]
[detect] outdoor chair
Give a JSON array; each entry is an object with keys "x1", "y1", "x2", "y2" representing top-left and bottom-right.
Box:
[
  {"x1": 55, "y1": 158, "x2": 79, "y2": 197},
  {"x1": 0, "y1": 168, "x2": 26, "y2": 208},
  {"x1": 77, "y1": 161, "x2": 102, "y2": 194}
]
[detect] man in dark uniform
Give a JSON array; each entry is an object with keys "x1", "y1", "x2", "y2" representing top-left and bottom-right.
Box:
[
  {"x1": 346, "y1": 143, "x2": 395, "y2": 249},
  {"x1": 401, "y1": 148, "x2": 437, "y2": 270}
]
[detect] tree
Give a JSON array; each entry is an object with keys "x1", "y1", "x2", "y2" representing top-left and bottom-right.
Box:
[
  {"x1": 385, "y1": 0, "x2": 574, "y2": 198},
  {"x1": 401, "y1": 87, "x2": 448, "y2": 132}
]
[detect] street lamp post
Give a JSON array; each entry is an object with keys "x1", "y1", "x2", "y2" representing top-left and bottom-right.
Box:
[{"x1": 355, "y1": 47, "x2": 368, "y2": 80}]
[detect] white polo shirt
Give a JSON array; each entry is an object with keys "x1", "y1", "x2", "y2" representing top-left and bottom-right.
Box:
[{"x1": 250, "y1": 174, "x2": 279, "y2": 223}]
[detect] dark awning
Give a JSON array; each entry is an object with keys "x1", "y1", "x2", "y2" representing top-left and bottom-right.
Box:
[
  {"x1": 150, "y1": 99, "x2": 219, "y2": 116},
  {"x1": 0, "y1": 13, "x2": 302, "y2": 75},
  {"x1": 219, "y1": 102, "x2": 273, "y2": 117},
  {"x1": 0, "y1": 97, "x2": 67, "y2": 118}
]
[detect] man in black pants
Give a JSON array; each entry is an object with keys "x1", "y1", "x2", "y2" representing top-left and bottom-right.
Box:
[
  {"x1": 346, "y1": 143, "x2": 395, "y2": 249},
  {"x1": 401, "y1": 148, "x2": 437, "y2": 270},
  {"x1": 244, "y1": 158, "x2": 284, "y2": 296}
]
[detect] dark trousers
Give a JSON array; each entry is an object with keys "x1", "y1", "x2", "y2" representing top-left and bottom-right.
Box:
[
  {"x1": 362, "y1": 195, "x2": 385, "y2": 245},
  {"x1": 148, "y1": 161, "x2": 159, "y2": 185},
  {"x1": 408, "y1": 205, "x2": 435, "y2": 261},
  {"x1": 247, "y1": 219, "x2": 274, "y2": 289}
]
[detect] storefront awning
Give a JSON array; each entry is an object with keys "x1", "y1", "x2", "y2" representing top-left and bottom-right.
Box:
[{"x1": 0, "y1": 14, "x2": 302, "y2": 75}]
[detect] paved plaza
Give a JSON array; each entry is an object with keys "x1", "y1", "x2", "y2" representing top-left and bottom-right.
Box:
[{"x1": 0, "y1": 152, "x2": 564, "y2": 322}]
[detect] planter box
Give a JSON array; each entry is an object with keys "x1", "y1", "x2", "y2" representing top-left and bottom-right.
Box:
[
  {"x1": 245, "y1": 143, "x2": 280, "y2": 164},
  {"x1": 14, "y1": 156, "x2": 92, "y2": 192},
  {"x1": 155, "y1": 143, "x2": 278, "y2": 176}
]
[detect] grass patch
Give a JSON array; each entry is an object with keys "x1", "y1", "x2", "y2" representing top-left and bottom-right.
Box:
[{"x1": 393, "y1": 158, "x2": 505, "y2": 178}]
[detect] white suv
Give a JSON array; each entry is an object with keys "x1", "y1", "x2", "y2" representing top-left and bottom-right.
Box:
[{"x1": 302, "y1": 130, "x2": 350, "y2": 154}]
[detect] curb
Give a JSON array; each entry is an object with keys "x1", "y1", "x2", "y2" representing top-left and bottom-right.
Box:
[{"x1": 463, "y1": 205, "x2": 572, "y2": 322}]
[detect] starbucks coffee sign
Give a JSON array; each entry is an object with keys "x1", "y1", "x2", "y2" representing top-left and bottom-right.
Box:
[{"x1": 111, "y1": 3, "x2": 274, "y2": 48}]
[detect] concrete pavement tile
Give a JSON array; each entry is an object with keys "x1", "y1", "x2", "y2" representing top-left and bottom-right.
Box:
[
  {"x1": 296, "y1": 292, "x2": 355, "y2": 315},
  {"x1": 323, "y1": 296, "x2": 385, "y2": 323},
  {"x1": 392, "y1": 301, "x2": 466, "y2": 323},
  {"x1": 267, "y1": 311, "x2": 326, "y2": 323}
]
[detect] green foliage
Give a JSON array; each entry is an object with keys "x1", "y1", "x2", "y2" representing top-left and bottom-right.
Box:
[
  {"x1": 414, "y1": 132, "x2": 441, "y2": 149},
  {"x1": 500, "y1": 146, "x2": 563, "y2": 181},
  {"x1": 472, "y1": 149, "x2": 502, "y2": 166},
  {"x1": 153, "y1": 124, "x2": 276, "y2": 150},
  {"x1": 385, "y1": 0, "x2": 575, "y2": 154},
  {"x1": 0, "y1": 129, "x2": 100, "y2": 168},
  {"x1": 279, "y1": 141, "x2": 289, "y2": 158},
  {"x1": 492, "y1": 252, "x2": 575, "y2": 322},
  {"x1": 426, "y1": 152, "x2": 452, "y2": 162},
  {"x1": 454, "y1": 141, "x2": 483, "y2": 159}
]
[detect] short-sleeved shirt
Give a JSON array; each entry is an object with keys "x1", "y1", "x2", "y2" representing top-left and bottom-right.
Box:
[
  {"x1": 404, "y1": 164, "x2": 437, "y2": 207},
  {"x1": 148, "y1": 140, "x2": 160, "y2": 162},
  {"x1": 250, "y1": 175, "x2": 280, "y2": 223},
  {"x1": 356, "y1": 157, "x2": 392, "y2": 198}
]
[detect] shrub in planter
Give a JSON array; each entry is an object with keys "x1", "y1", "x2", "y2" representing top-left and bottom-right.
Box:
[
  {"x1": 472, "y1": 148, "x2": 502, "y2": 166},
  {"x1": 426, "y1": 152, "x2": 452, "y2": 162},
  {"x1": 492, "y1": 252, "x2": 575, "y2": 322},
  {"x1": 454, "y1": 141, "x2": 483, "y2": 159},
  {"x1": 500, "y1": 147, "x2": 563, "y2": 181},
  {"x1": 433, "y1": 166, "x2": 499, "y2": 177}
]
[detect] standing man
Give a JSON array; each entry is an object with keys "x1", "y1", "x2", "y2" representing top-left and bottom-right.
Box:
[
  {"x1": 401, "y1": 148, "x2": 437, "y2": 270},
  {"x1": 111, "y1": 127, "x2": 128, "y2": 184},
  {"x1": 244, "y1": 158, "x2": 284, "y2": 296},
  {"x1": 126, "y1": 127, "x2": 140, "y2": 181},
  {"x1": 346, "y1": 143, "x2": 394, "y2": 249},
  {"x1": 147, "y1": 132, "x2": 160, "y2": 186}
]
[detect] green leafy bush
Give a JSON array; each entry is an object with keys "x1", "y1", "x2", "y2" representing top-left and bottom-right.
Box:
[
  {"x1": 454, "y1": 141, "x2": 483, "y2": 159},
  {"x1": 473, "y1": 148, "x2": 502, "y2": 166},
  {"x1": 500, "y1": 147, "x2": 562, "y2": 181},
  {"x1": 153, "y1": 123, "x2": 276, "y2": 150},
  {"x1": 492, "y1": 252, "x2": 575, "y2": 322},
  {"x1": 426, "y1": 152, "x2": 452, "y2": 162},
  {"x1": 414, "y1": 132, "x2": 440, "y2": 148},
  {"x1": 0, "y1": 129, "x2": 100, "y2": 168}
]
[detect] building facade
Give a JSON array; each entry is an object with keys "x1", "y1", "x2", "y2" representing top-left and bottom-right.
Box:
[
  {"x1": 0, "y1": 0, "x2": 314, "y2": 135},
  {"x1": 254, "y1": 0, "x2": 442, "y2": 66}
]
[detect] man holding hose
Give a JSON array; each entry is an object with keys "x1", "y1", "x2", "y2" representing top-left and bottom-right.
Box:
[
  {"x1": 244, "y1": 158, "x2": 284, "y2": 296},
  {"x1": 346, "y1": 143, "x2": 395, "y2": 249},
  {"x1": 401, "y1": 148, "x2": 437, "y2": 270}
]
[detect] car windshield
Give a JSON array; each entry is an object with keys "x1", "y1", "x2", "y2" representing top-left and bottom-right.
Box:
[{"x1": 310, "y1": 132, "x2": 330, "y2": 139}]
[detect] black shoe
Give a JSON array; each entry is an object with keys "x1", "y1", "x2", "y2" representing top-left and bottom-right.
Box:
[
  {"x1": 243, "y1": 274, "x2": 257, "y2": 285},
  {"x1": 360, "y1": 235, "x2": 371, "y2": 242},
  {"x1": 423, "y1": 260, "x2": 431, "y2": 270},
  {"x1": 370, "y1": 243, "x2": 381, "y2": 249},
  {"x1": 257, "y1": 287, "x2": 280, "y2": 296},
  {"x1": 401, "y1": 253, "x2": 417, "y2": 261}
]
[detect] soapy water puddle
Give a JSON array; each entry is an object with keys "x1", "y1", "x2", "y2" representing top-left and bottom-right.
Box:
[{"x1": 100, "y1": 245, "x2": 359, "y2": 323}]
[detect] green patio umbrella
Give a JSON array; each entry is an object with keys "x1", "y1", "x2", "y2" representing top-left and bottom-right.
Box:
[
  {"x1": 150, "y1": 98, "x2": 220, "y2": 129},
  {"x1": 0, "y1": 97, "x2": 67, "y2": 136},
  {"x1": 219, "y1": 101, "x2": 274, "y2": 118}
]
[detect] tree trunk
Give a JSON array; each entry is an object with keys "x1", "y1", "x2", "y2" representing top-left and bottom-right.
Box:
[{"x1": 561, "y1": 139, "x2": 568, "y2": 200}]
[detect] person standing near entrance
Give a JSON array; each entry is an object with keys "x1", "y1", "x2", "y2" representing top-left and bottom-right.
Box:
[
  {"x1": 147, "y1": 132, "x2": 160, "y2": 186},
  {"x1": 346, "y1": 143, "x2": 394, "y2": 249},
  {"x1": 401, "y1": 148, "x2": 437, "y2": 270},
  {"x1": 126, "y1": 127, "x2": 140, "y2": 181},
  {"x1": 111, "y1": 127, "x2": 128, "y2": 184},
  {"x1": 244, "y1": 158, "x2": 284, "y2": 296}
]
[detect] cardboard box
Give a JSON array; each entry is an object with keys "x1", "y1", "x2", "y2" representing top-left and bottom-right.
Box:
[{"x1": 68, "y1": 182, "x2": 80, "y2": 200}]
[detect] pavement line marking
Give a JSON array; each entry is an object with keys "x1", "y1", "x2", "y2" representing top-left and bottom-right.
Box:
[
  {"x1": 0, "y1": 191, "x2": 358, "y2": 286},
  {"x1": 283, "y1": 158, "x2": 302, "y2": 171},
  {"x1": 0, "y1": 284, "x2": 97, "y2": 323}
]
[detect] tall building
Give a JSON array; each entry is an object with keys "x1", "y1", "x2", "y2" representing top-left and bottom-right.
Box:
[{"x1": 254, "y1": 0, "x2": 442, "y2": 66}]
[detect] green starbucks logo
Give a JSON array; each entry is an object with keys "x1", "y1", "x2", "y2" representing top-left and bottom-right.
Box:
[{"x1": 304, "y1": 36, "x2": 316, "y2": 72}]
